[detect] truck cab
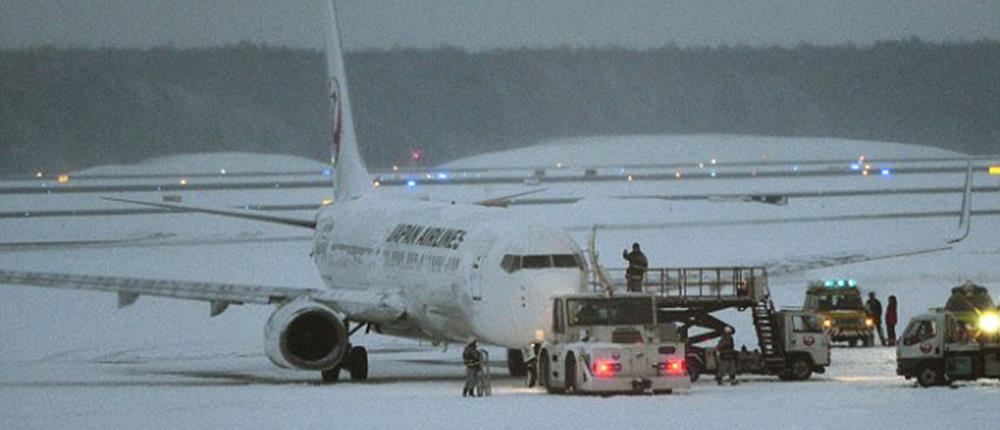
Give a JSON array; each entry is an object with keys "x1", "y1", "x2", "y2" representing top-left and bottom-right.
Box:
[
  {"x1": 536, "y1": 293, "x2": 690, "y2": 394},
  {"x1": 700, "y1": 309, "x2": 830, "y2": 381},
  {"x1": 897, "y1": 310, "x2": 1000, "y2": 387},
  {"x1": 803, "y1": 279, "x2": 874, "y2": 346}
]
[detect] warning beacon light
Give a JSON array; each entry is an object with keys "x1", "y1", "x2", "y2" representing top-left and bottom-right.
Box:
[{"x1": 978, "y1": 311, "x2": 1000, "y2": 334}]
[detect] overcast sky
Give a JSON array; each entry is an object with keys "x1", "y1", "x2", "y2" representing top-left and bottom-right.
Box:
[{"x1": 2, "y1": 0, "x2": 999, "y2": 51}]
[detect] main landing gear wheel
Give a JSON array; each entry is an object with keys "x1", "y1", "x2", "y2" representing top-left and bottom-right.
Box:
[
  {"x1": 321, "y1": 366, "x2": 341, "y2": 383},
  {"x1": 348, "y1": 346, "x2": 368, "y2": 381}
]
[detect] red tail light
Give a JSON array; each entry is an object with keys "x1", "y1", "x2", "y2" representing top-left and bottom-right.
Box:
[
  {"x1": 592, "y1": 360, "x2": 621, "y2": 377},
  {"x1": 666, "y1": 358, "x2": 686, "y2": 375}
]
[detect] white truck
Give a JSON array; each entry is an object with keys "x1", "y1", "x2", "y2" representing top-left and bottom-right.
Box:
[
  {"x1": 896, "y1": 310, "x2": 1000, "y2": 387},
  {"x1": 536, "y1": 293, "x2": 690, "y2": 394},
  {"x1": 693, "y1": 308, "x2": 831, "y2": 381}
]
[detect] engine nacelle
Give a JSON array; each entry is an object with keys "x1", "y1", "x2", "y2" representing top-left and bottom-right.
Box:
[{"x1": 264, "y1": 297, "x2": 347, "y2": 371}]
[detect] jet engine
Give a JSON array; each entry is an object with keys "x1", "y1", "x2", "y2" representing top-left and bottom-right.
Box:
[{"x1": 264, "y1": 297, "x2": 347, "y2": 371}]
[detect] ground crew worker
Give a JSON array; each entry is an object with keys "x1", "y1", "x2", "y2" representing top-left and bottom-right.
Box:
[
  {"x1": 715, "y1": 326, "x2": 737, "y2": 385},
  {"x1": 866, "y1": 292, "x2": 886, "y2": 346},
  {"x1": 462, "y1": 340, "x2": 482, "y2": 397},
  {"x1": 622, "y1": 243, "x2": 648, "y2": 292},
  {"x1": 885, "y1": 295, "x2": 898, "y2": 346}
]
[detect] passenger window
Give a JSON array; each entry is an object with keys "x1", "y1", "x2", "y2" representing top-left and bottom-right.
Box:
[{"x1": 521, "y1": 255, "x2": 552, "y2": 269}]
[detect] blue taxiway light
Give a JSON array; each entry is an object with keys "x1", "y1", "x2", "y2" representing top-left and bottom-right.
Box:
[
  {"x1": 406, "y1": 180, "x2": 417, "y2": 187},
  {"x1": 436, "y1": 172, "x2": 449, "y2": 180},
  {"x1": 881, "y1": 168, "x2": 891, "y2": 177},
  {"x1": 850, "y1": 163, "x2": 861, "y2": 171}
]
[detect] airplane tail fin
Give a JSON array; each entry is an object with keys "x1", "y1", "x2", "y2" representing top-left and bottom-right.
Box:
[
  {"x1": 948, "y1": 161, "x2": 973, "y2": 244},
  {"x1": 326, "y1": 0, "x2": 371, "y2": 201}
]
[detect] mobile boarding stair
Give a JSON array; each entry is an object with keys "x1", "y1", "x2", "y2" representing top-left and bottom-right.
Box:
[{"x1": 590, "y1": 266, "x2": 786, "y2": 374}]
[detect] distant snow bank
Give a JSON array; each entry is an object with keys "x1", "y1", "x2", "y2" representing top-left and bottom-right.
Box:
[
  {"x1": 443, "y1": 134, "x2": 966, "y2": 168},
  {"x1": 77, "y1": 152, "x2": 326, "y2": 175}
]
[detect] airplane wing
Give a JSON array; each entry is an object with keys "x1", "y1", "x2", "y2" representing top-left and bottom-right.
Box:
[
  {"x1": 0, "y1": 270, "x2": 404, "y2": 323},
  {"x1": 762, "y1": 163, "x2": 973, "y2": 277},
  {"x1": 101, "y1": 196, "x2": 316, "y2": 229},
  {"x1": 590, "y1": 163, "x2": 974, "y2": 278},
  {"x1": 475, "y1": 188, "x2": 549, "y2": 207}
]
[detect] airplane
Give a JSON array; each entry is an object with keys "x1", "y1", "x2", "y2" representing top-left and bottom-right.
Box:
[{"x1": 0, "y1": 0, "x2": 975, "y2": 384}]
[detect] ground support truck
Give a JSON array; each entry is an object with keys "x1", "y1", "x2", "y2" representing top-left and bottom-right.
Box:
[
  {"x1": 897, "y1": 310, "x2": 1000, "y2": 387},
  {"x1": 536, "y1": 293, "x2": 690, "y2": 394},
  {"x1": 602, "y1": 266, "x2": 830, "y2": 381}
]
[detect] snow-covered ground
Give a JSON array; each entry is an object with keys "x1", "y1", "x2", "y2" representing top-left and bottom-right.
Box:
[{"x1": 2, "y1": 135, "x2": 999, "y2": 429}]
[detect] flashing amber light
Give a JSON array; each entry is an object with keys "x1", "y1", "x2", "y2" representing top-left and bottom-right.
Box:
[
  {"x1": 989, "y1": 166, "x2": 1000, "y2": 175},
  {"x1": 321, "y1": 198, "x2": 334, "y2": 206},
  {"x1": 57, "y1": 174, "x2": 70, "y2": 184},
  {"x1": 666, "y1": 358, "x2": 686, "y2": 376},
  {"x1": 865, "y1": 318, "x2": 875, "y2": 327},
  {"x1": 823, "y1": 319, "x2": 833, "y2": 329}
]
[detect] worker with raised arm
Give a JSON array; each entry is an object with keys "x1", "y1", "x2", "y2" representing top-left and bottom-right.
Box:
[{"x1": 622, "y1": 243, "x2": 648, "y2": 293}]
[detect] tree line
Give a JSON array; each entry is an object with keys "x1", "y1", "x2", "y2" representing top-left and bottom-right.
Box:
[{"x1": 1, "y1": 39, "x2": 997, "y2": 173}]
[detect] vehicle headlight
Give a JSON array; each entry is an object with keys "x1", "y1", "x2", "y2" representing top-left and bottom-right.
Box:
[
  {"x1": 822, "y1": 319, "x2": 832, "y2": 328},
  {"x1": 977, "y1": 312, "x2": 1000, "y2": 334},
  {"x1": 865, "y1": 318, "x2": 874, "y2": 327}
]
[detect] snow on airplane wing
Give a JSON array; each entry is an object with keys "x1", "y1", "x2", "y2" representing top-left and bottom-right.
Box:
[
  {"x1": 101, "y1": 196, "x2": 317, "y2": 229},
  {"x1": 0, "y1": 269, "x2": 405, "y2": 323}
]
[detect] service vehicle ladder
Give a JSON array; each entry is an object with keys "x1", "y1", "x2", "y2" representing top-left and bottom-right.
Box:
[{"x1": 591, "y1": 266, "x2": 782, "y2": 368}]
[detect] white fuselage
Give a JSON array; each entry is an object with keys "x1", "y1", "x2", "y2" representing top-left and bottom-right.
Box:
[{"x1": 310, "y1": 195, "x2": 587, "y2": 348}]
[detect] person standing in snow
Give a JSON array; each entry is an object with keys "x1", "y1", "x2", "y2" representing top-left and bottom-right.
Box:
[
  {"x1": 462, "y1": 340, "x2": 482, "y2": 397},
  {"x1": 622, "y1": 243, "x2": 648, "y2": 293},
  {"x1": 715, "y1": 326, "x2": 738, "y2": 385},
  {"x1": 885, "y1": 295, "x2": 899, "y2": 346},
  {"x1": 866, "y1": 292, "x2": 886, "y2": 346}
]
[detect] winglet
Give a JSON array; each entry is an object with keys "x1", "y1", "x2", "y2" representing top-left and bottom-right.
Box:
[{"x1": 948, "y1": 161, "x2": 973, "y2": 244}]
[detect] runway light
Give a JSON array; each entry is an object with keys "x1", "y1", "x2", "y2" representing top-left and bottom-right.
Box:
[
  {"x1": 710, "y1": 171, "x2": 717, "y2": 178},
  {"x1": 555, "y1": 162, "x2": 563, "y2": 168},
  {"x1": 710, "y1": 158, "x2": 717, "y2": 165},
  {"x1": 179, "y1": 178, "x2": 188, "y2": 186},
  {"x1": 862, "y1": 170, "x2": 870, "y2": 176},
  {"x1": 675, "y1": 171, "x2": 682, "y2": 179},
  {"x1": 698, "y1": 162, "x2": 705, "y2": 169},
  {"x1": 372, "y1": 180, "x2": 381, "y2": 188},
  {"x1": 792, "y1": 165, "x2": 799, "y2": 172},
  {"x1": 321, "y1": 198, "x2": 334, "y2": 206},
  {"x1": 219, "y1": 168, "x2": 227, "y2": 175},
  {"x1": 627, "y1": 175, "x2": 634, "y2": 182},
  {"x1": 35, "y1": 171, "x2": 43, "y2": 178},
  {"x1": 978, "y1": 312, "x2": 1000, "y2": 334},
  {"x1": 989, "y1": 166, "x2": 1000, "y2": 175},
  {"x1": 406, "y1": 180, "x2": 417, "y2": 187},
  {"x1": 392, "y1": 165, "x2": 399, "y2": 172},
  {"x1": 57, "y1": 174, "x2": 70, "y2": 184}
]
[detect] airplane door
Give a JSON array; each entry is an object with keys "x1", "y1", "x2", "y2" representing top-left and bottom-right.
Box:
[{"x1": 470, "y1": 254, "x2": 484, "y2": 302}]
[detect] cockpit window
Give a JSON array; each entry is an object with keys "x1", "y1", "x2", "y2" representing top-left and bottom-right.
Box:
[
  {"x1": 522, "y1": 255, "x2": 552, "y2": 269},
  {"x1": 500, "y1": 254, "x2": 582, "y2": 273},
  {"x1": 552, "y1": 254, "x2": 580, "y2": 268}
]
